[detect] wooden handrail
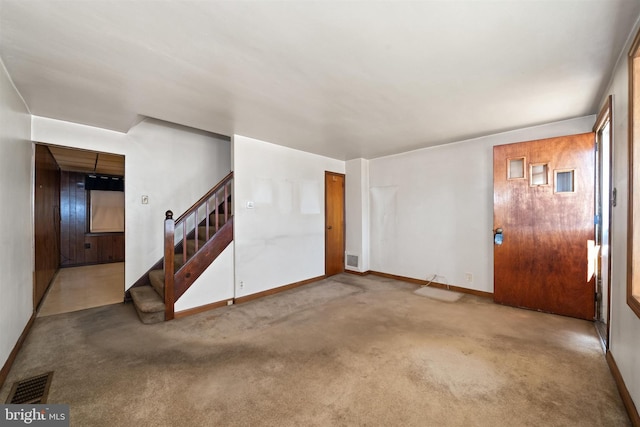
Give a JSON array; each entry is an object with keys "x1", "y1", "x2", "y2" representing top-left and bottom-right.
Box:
[
  {"x1": 163, "y1": 172, "x2": 233, "y2": 320},
  {"x1": 174, "y1": 171, "x2": 233, "y2": 224},
  {"x1": 173, "y1": 174, "x2": 232, "y2": 266}
]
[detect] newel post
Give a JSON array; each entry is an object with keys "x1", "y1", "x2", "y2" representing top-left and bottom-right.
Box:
[{"x1": 164, "y1": 210, "x2": 175, "y2": 321}]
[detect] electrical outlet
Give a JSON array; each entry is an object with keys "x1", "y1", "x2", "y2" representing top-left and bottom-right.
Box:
[
  {"x1": 465, "y1": 273, "x2": 473, "y2": 282},
  {"x1": 240, "y1": 281, "x2": 244, "y2": 289}
]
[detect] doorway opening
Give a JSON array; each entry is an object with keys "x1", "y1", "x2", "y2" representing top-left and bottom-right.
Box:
[
  {"x1": 34, "y1": 144, "x2": 125, "y2": 317},
  {"x1": 593, "y1": 96, "x2": 614, "y2": 349}
]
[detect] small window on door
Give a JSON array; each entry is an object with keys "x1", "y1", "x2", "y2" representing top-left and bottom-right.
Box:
[
  {"x1": 507, "y1": 157, "x2": 526, "y2": 180},
  {"x1": 555, "y1": 170, "x2": 575, "y2": 193},
  {"x1": 529, "y1": 163, "x2": 549, "y2": 186}
]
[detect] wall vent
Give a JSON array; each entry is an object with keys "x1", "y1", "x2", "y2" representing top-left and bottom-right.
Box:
[{"x1": 346, "y1": 254, "x2": 359, "y2": 268}]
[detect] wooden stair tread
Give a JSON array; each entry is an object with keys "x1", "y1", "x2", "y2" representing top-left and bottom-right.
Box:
[
  {"x1": 130, "y1": 286, "x2": 164, "y2": 313},
  {"x1": 148, "y1": 269, "x2": 165, "y2": 297}
]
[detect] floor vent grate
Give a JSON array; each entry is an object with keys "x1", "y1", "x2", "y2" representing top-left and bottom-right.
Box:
[
  {"x1": 346, "y1": 254, "x2": 359, "y2": 268},
  {"x1": 6, "y1": 372, "x2": 53, "y2": 404}
]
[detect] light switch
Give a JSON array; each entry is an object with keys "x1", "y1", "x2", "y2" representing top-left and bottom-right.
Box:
[
  {"x1": 246, "y1": 201, "x2": 254, "y2": 209},
  {"x1": 141, "y1": 195, "x2": 149, "y2": 204}
]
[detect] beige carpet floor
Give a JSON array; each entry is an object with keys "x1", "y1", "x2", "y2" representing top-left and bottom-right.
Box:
[{"x1": 0, "y1": 273, "x2": 630, "y2": 426}]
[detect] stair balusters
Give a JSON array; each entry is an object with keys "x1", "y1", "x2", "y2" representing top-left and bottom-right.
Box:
[{"x1": 162, "y1": 172, "x2": 233, "y2": 320}]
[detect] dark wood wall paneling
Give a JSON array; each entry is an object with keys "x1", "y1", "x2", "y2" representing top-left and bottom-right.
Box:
[
  {"x1": 34, "y1": 145, "x2": 61, "y2": 308},
  {"x1": 60, "y1": 171, "x2": 124, "y2": 266}
]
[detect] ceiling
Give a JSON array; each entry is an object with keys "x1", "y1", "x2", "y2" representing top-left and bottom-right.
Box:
[
  {"x1": 48, "y1": 146, "x2": 124, "y2": 176},
  {"x1": 1, "y1": 1, "x2": 639, "y2": 160}
]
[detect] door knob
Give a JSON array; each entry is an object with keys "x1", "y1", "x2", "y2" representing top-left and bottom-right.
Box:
[
  {"x1": 327, "y1": 225, "x2": 333, "y2": 230},
  {"x1": 494, "y1": 228, "x2": 503, "y2": 245}
]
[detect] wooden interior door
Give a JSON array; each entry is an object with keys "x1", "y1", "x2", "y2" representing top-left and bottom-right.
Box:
[
  {"x1": 325, "y1": 172, "x2": 345, "y2": 276},
  {"x1": 493, "y1": 133, "x2": 595, "y2": 320}
]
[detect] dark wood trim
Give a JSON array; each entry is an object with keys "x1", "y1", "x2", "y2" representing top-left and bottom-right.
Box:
[
  {"x1": 369, "y1": 271, "x2": 494, "y2": 299},
  {"x1": 344, "y1": 269, "x2": 370, "y2": 276},
  {"x1": 606, "y1": 351, "x2": 640, "y2": 426},
  {"x1": 84, "y1": 232, "x2": 125, "y2": 237},
  {"x1": 370, "y1": 271, "x2": 425, "y2": 286},
  {"x1": 234, "y1": 275, "x2": 326, "y2": 305},
  {"x1": 427, "y1": 282, "x2": 493, "y2": 299},
  {"x1": 174, "y1": 299, "x2": 230, "y2": 319},
  {"x1": 0, "y1": 312, "x2": 36, "y2": 390},
  {"x1": 345, "y1": 269, "x2": 493, "y2": 299}
]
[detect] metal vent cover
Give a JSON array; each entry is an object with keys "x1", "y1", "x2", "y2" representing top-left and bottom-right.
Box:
[
  {"x1": 6, "y1": 372, "x2": 53, "y2": 404},
  {"x1": 346, "y1": 254, "x2": 359, "y2": 268}
]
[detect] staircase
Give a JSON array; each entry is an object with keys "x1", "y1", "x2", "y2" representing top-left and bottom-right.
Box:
[{"x1": 130, "y1": 172, "x2": 233, "y2": 324}]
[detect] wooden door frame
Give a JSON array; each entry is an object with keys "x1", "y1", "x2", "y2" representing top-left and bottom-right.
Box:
[
  {"x1": 324, "y1": 171, "x2": 345, "y2": 276},
  {"x1": 594, "y1": 95, "x2": 614, "y2": 348},
  {"x1": 34, "y1": 144, "x2": 61, "y2": 310}
]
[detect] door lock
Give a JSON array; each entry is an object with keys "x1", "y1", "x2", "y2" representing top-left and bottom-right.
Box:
[{"x1": 494, "y1": 228, "x2": 503, "y2": 245}]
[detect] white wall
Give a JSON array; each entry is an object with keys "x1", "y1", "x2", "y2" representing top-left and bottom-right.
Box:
[
  {"x1": 368, "y1": 116, "x2": 595, "y2": 292},
  {"x1": 233, "y1": 135, "x2": 344, "y2": 297},
  {"x1": 600, "y1": 16, "x2": 640, "y2": 412},
  {"x1": 31, "y1": 116, "x2": 231, "y2": 291},
  {"x1": 345, "y1": 158, "x2": 370, "y2": 273},
  {"x1": 175, "y1": 243, "x2": 234, "y2": 312},
  {"x1": 0, "y1": 60, "x2": 33, "y2": 370}
]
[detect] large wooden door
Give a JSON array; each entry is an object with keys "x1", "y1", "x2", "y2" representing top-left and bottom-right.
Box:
[
  {"x1": 493, "y1": 133, "x2": 595, "y2": 320},
  {"x1": 325, "y1": 172, "x2": 345, "y2": 276}
]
